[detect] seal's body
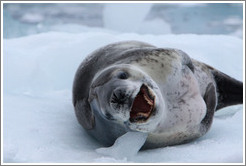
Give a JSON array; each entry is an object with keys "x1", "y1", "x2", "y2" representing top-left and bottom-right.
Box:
[{"x1": 72, "y1": 41, "x2": 243, "y2": 149}]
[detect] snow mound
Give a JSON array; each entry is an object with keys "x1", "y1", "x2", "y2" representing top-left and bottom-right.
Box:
[{"x1": 3, "y1": 31, "x2": 243, "y2": 163}]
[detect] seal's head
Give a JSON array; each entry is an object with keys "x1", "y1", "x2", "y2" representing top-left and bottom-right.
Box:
[{"x1": 89, "y1": 64, "x2": 165, "y2": 132}]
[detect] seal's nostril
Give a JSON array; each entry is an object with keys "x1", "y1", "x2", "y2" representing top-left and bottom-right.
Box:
[
  {"x1": 110, "y1": 88, "x2": 133, "y2": 110},
  {"x1": 112, "y1": 89, "x2": 127, "y2": 104}
]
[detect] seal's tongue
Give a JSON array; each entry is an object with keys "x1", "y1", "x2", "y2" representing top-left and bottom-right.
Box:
[{"x1": 130, "y1": 84, "x2": 155, "y2": 122}]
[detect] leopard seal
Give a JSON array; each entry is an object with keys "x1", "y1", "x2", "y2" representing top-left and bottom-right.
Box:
[{"x1": 72, "y1": 41, "x2": 243, "y2": 149}]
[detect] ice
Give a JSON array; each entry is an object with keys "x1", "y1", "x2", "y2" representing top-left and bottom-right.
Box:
[
  {"x1": 20, "y1": 13, "x2": 44, "y2": 24},
  {"x1": 138, "y1": 18, "x2": 172, "y2": 34},
  {"x1": 223, "y1": 16, "x2": 243, "y2": 25},
  {"x1": 3, "y1": 4, "x2": 243, "y2": 38},
  {"x1": 96, "y1": 132, "x2": 148, "y2": 160},
  {"x1": 103, "y1": 4, "x2": 172, "y2": 35},
  {"x1": 3, "y1": 31, "x2": 243, "y2": 163},
  {"x1": 103, "y1": 4, "x2": 152, "y2": 32},
  {"x1": 169, "y1": 3, "x2": 207, "y2": 7},
  {"x1": 223, "y1": 16, "x2": 243, "y2": 38}
]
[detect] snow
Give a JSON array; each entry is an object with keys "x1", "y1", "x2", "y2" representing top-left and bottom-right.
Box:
[{"x1": 2, "y1": 29, "x2": 244, "y2": 164}]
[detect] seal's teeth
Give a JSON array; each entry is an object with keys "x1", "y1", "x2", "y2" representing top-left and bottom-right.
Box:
[{"x1": 144, "y1": 94, "x2": 154, "y2": 105}]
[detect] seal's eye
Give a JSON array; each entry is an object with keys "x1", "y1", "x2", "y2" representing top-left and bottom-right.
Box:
[{"x1": 117, "y1": 71, "x2": 128, "y2": 80}]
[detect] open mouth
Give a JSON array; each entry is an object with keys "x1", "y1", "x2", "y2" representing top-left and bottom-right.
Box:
[{"x1": 130, "y1": 84, "x2": 155, "y2": 123}]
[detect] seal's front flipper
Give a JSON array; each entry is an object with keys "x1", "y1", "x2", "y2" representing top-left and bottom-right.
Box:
[
  {"x1": 75, "y1": 100, "x2": 95, "y2": 130},
  {"x1": 212, "y1": 70, "x2": 243, "y2": 111},
  {"x1": 201, "y1": 83, "x2": 216, "y2": 134}
]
